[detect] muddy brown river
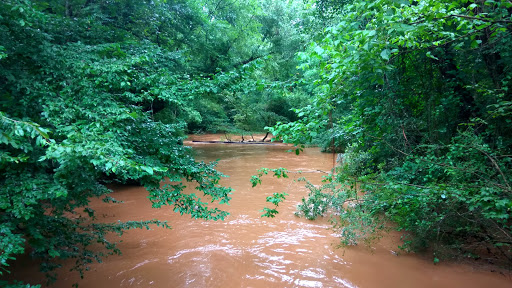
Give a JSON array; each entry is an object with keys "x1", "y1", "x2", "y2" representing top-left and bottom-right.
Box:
[{"x1": 9, "y1": 135, "x2": 512, "y2": 287}]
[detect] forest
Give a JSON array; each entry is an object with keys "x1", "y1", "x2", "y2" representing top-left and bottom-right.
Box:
[{"x1": 1, "y1": 0, "x2": 511, "y2": 286}]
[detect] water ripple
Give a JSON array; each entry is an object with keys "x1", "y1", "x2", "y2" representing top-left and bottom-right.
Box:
[
  {"x1": 116, "y1": 259, "x2": 158, "y2": 276},
  {"x1": 167, "y1": 244, "x2": 242, "y2": 264},
  {"x1": 333, "y1": 276, "x2": 359, "y2": 288}
]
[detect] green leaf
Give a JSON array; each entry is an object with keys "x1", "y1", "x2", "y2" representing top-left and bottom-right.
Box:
[
  {"x1": 314, "y1": 45, "x2": 325, "y2": 55},
  {"x1": 426, "y1": 51, "x2": 439, "y2": 60},
  {"x1": 142, "y1": 166, "x2": 154, "y2": 175},
  {"x1": 380, "y1": 49, "x2": 390, "y2": 61}
]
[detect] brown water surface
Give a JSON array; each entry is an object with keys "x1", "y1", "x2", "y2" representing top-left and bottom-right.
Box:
[{"x1": 11, "y1": 135, "x2": 512, "y2": 287}]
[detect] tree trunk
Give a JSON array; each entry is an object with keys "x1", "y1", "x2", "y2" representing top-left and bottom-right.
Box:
[{"x1": 65, "y1": 0, "x2": 73, "y2": 17}]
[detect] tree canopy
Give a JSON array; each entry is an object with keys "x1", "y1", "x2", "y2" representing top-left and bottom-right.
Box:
[
  {"x1": 273, "y1": 0, "x2": 512, "y2": 263},
  {"x1": 1, "y1": 0, "x2": 313, "y2": 285},
  {"x1": 2, "y1": 0, "x2": 512, "y2": 286}
]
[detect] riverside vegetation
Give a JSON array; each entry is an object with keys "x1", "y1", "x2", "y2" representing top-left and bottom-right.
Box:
[{"x1": 1, "y1": 0, "x2": 511, "y2": 286}]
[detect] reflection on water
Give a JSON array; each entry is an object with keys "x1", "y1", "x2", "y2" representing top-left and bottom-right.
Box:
[{"x1": 8, "y1": 135, "x2": 512, "y2": 287}]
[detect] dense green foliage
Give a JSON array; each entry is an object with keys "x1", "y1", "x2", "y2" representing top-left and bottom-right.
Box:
[
  {"x1": 1, "y1": 0, "x2": 314, "y2": 284},
  {"x1": 275, "y1": 0, "x2": 512, "y2": 262},
  {"x1": 3, "y1": 0, "x2": 512, "y2": 285},
  {"x1": 0, "y1": 0, "x2": 309, "y2": 285}
]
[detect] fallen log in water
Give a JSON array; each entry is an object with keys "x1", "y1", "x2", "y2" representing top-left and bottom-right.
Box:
[{"x1": 190, "y1": 140, "x2": 280, "y2": 145}]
